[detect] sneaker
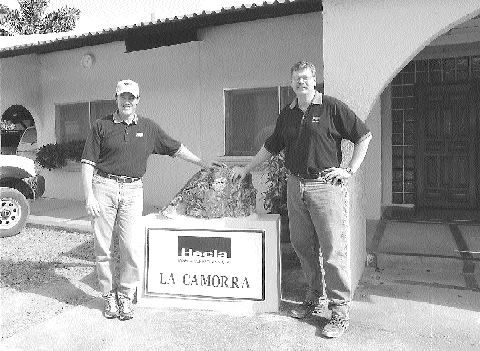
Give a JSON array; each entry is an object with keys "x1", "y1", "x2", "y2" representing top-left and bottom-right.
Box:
[
  {"x1": 102, "y1": 291, "x2": 119, "y2": 319},
  {"x1": 117, "y1": 292, "x2": 134, "y2": 321},
  {"x1": 290, "y1": 288, "x2": 321, "y2": 319},
  {"x1": 290, "y1": 301, "x2": 317, "y2": 319},
  {"x1": 321, "y1": 314, "x2": 350, "y2": 338}
]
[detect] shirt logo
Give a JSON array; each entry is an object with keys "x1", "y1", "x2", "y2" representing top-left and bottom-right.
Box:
[
  {"x1": 312, "y1": 116, "x2": 321, "y2": 123},
  {"x1": 136, "y1": 132, "x2": 144, "y2": 137}
]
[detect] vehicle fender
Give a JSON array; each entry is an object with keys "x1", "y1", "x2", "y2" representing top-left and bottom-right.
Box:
[
  {"x1": 0, "y1": 177, "x2": 34, "y2": 199},
  {"x1": 0, "y1": 155, "x2": 36, "y2": 178}
]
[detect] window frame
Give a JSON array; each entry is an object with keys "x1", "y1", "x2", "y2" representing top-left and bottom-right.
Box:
[
  {"x1": 220, "y1": 83, "x2": 323, "y2": 165},
  {"x1": 224, "y1": 86, "x2": 282, "y2": 158},
  {"x1": 55, "y1": 99, "x2": 116, "y2": 142}
]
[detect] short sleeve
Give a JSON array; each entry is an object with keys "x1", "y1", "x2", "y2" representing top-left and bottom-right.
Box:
[
  {"x1": 264, "y1": 112, "x2": 286, "y2": 155},
  {"x1": 332, "y1": 98, "x2": 371, "y2": 144},
  {"x1": 81, "y1": 118, "x2": 102, "y2": 165},
  {"x1": 150, "y1": 120, "x2": 182, "y2": 156}
]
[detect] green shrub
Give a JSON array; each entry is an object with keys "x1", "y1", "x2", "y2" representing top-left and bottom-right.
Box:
[{"x1": 36, "y1": 140, "x2": 85, "y2": 170}]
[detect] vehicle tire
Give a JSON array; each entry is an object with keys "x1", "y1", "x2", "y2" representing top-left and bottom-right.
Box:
[{"x1": 0, "y1": 187, "x2": 30, "y2": 238}]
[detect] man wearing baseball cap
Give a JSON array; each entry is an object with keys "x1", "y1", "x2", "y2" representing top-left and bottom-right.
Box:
[
  {"x1": 115, "y1": 79, "x2": 140, "y2": 97},
  {"x1": 81, "y1": 79, "x2": 219, "y2": 320}
]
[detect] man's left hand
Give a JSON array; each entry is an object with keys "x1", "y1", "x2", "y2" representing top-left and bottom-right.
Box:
[{"x1": 322, "y1": 167, "x2": 352, "y2": 184}]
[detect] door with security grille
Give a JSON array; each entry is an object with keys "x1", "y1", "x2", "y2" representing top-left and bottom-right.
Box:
[{"x1": 416, "y1": 83, "x2": 478, "y2": 209}]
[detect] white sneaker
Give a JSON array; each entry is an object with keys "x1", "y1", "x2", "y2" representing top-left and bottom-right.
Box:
[
  {"x1": 322, "y1": 314, "x2": 350, "y2": 338},
  {"x1": 102, "y1": 291, "x2": 119, "y2": 319},
  {"x1": 117, "y1": 292, "x2": 134, "y2": 321}
]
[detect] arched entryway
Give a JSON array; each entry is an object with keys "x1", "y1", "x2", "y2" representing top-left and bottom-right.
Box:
[
  {"x1": 323, "y1": 0, "x2": 480, "y2": 223},
  {"x1": 386, "y1": 53, "x2": 480, "y2": 222},
  {"x1": 1, "y1": 105, "x2": 35, "y2": 155}
]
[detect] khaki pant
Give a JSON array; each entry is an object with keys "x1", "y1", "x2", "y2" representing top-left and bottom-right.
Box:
[{"x1": 91, "y1": 174, "x2": 143, "y2": 298}]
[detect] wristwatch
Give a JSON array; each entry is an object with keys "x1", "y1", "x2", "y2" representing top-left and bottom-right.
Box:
[{"x1": 345, "y1": 167, "x2": 354, "y2": 175}]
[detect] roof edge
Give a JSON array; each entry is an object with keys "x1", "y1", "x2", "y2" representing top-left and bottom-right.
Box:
[{"x1": 0, "y1": 0, "x2": 322, "y2": 58}]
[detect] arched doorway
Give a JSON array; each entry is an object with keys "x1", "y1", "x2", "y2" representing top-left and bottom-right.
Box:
[
  {"x1": 1, "y1": 105, "x2": 35, "y2": 155},
  {"x1": 388, "y1": 56, "x2": 480, "y2": 222}
]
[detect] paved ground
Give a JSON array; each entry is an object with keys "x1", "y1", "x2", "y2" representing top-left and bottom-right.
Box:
[{"x1": 1, "y1": 198, "x2": 479, "y2": 350}]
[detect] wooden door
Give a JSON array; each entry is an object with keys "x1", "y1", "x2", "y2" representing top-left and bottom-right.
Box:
[{"x1": 416, "y1": 83, "x2": 478, "y2": 209}]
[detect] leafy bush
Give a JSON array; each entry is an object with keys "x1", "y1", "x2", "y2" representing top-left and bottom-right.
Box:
[
  {"x1": 263, "y1": 151, "x2": 288, "y2": 216},
  {"x1": 36, "y1": 140, "x2": 85, "y2": 170}
]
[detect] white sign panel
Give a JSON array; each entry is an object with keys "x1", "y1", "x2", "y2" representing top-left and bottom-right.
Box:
[{"x1": 145, "y1": 228, "x2": 265, "y2": 300}]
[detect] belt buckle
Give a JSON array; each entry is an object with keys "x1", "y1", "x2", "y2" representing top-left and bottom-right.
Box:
[{"x1": 117, "y1": 175, "x2": 130, "y2": 183}]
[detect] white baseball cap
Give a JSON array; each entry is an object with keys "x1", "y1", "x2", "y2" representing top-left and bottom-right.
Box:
[{"x1": 116, "y1": 79, "x2": 139, "y2": 97}]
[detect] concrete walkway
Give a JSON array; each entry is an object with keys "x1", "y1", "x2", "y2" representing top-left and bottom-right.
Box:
[
  {"x1": 2, "y1": 198, "x2": 479, "y2": 350},
  {"x1": 368, "y1": 219, "x2": 480, "y2": 291},
  {"x1": 28, "y1": 197, "x2": 91, "y2": 232}
]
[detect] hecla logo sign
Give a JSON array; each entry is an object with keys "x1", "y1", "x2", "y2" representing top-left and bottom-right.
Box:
[{"x1": 178, "y1": 236, "x2": 231, "y2": 261}]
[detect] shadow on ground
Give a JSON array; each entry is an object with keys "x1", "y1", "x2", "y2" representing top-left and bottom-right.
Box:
[
  {"x1": 280, "y1": 242, "x2": 480, "y2": 315},
  {"x1": 0, "y1": 238, "x2": 98, "y2": 308},
  {"x1": 0, "y1": 259, "x2": 96, "y2": 307},
  {"x1": 355, "y1": 267, "x2": 480, "y2": 313}
]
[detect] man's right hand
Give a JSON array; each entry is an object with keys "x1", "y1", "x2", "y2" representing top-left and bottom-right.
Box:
[
  {"x1": 231, "y1": 166, "x2": 248, "y2": 182},
  {"x1": 85, "y1": 196, "x2": 101, "y2": 217}
]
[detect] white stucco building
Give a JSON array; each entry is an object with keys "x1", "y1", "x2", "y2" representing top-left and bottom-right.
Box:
[{"x1": 2, "y1": 0, "x2": 480, "y2": 287}]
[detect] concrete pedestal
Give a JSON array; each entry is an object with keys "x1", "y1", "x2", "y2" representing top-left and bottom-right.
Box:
[{"x1": 137, "y1": 213, "x2": 281, "y2": 315}]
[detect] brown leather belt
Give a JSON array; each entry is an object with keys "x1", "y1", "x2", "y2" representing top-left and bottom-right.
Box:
[{"x1": 96, "y1": 169, "x2": 140, "y2": 183}]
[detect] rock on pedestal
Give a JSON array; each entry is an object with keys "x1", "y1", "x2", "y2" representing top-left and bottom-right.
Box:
[{"x1": 137, "y1": 167, "x2": 280, "y2": 314}]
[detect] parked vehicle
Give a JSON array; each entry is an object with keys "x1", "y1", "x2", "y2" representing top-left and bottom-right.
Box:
[{"x1": 0, "y1": 155, "x2": 45, "y2": 237}]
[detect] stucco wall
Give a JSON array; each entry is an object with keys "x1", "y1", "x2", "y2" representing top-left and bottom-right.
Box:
[
  {"x1": 0, "y1": 55, "x2": 41, "y2": 128},
  {"x1": 2, "y1": 12, "x2": 323, "y2": 207},
  {"x1": 198, "y1": 12, "x2": 323, "y2": 158}
]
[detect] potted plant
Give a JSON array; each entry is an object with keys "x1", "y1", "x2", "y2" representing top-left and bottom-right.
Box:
[{"x1": 263, "y1": 151, "x2": 290, "y2": 242}]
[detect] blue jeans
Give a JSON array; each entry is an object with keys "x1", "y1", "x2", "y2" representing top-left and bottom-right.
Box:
[
  {"x1": 92, "y1": 174, "x2": 143, "y2": 298},
  {"x1": 287, "y1": 174, "x2": 351, "y2": 318}
]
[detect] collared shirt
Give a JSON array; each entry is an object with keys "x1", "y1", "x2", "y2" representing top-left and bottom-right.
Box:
[
  {"x1": 264, "y1": 92, "x2": 371, "y2": 177},
  {"x1": 112, "y1": 111, "x2": 138, "y2": 125},
  {"x1": 81, "y1": 113, "x2": 181, "y2": 178}
]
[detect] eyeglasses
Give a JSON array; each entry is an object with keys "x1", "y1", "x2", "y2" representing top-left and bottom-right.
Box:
[{"x1": 293, "y1": 75, "x2": 315, "y2": 83}]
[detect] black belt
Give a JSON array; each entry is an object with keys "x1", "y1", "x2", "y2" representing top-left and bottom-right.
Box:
[
  {"x1": 288, "y1": 171, "x2": 330, "y2": 183},
  {"x1": 288, "y1": 170, "x2": 320, "y2": 180},
  {"x1": 96, "y1": 169, "x2": 140, "y2": 183}
]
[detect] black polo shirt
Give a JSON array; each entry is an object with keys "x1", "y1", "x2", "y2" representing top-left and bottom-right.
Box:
[
  {"x1": 82, "y1": 114, "x2": 181, "y2": 178},
  {"x1": 264, "y1": 93, "x2": 371, "y2": 177}
]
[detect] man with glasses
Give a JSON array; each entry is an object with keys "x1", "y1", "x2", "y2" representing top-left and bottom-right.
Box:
[
  {"x1": 232, "y1": 61, "x2": 372, "y2": 338},
  {"x1": 82, "y1": 79, "x2": 218, "y2": 321}
]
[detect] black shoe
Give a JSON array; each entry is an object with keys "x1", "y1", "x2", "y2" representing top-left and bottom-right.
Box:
[{"x1": 290, "y1": 301, "x2": 317, "y2": 319}]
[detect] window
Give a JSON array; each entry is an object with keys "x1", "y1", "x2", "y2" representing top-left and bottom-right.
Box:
[
  {"x1": 55, "y1": 100, "x2": 116, "y2": 142},
  {"x1": 224, "y1": 84, "x2": 323, "y2": 156},
  {"x1": 225, "y1": 86, "x2": 295, "y2": 156}
]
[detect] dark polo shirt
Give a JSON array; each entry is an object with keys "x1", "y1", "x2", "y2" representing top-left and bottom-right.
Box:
[
  {"x1": 264, "y1": 93, "x2": 371, "y2": 177},
  {"x1": 82, "y1": 113, "x2": 181, "y2": 178}
]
